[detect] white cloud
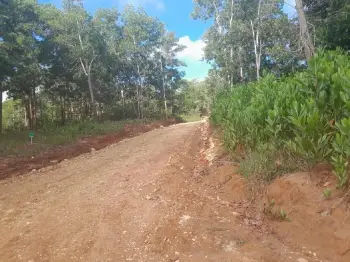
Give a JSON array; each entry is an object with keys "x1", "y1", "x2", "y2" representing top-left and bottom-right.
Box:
[
  {"x1": 119, "y1": 0, "x2": 165, "y2": 11},
  {"x1": 283, "y1": 0, "x2": 297, "y2": 18},
  {"x1": 177, "y1": 36, "x2": 210, "y2": 80},
  {"x1": 177, "y1": 36, "x2": 205, "y2": 61}
]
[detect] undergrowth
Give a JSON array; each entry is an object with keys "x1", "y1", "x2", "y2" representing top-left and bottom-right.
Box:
[
  {"x1": 239, "y1": 144, "x2": 302, "y2": 183},
  {"x1": 180, "y1": 113, "x2": 202, "y2": 122},
  {"x1": 0, "y1": 119, "x2": 150, "y2": 157},
  {"x1": 212, "y1": 50, "x2": 350, "y2": 188}
]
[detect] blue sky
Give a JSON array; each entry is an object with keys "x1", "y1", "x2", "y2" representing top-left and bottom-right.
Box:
[
  {"x1": 40, "y1": 0, "x2": 213, "y2": 81},
  {"x1": 2, "y1": 0, "x2": 296, "y2": 102},
  {"x1": 38, "y1": 0, "x2": 296, "y2": 81}
]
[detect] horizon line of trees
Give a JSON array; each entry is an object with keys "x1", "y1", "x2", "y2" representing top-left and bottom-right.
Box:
[{"x1": 193, "y1": 0, "x2": 349, "y2": 88}]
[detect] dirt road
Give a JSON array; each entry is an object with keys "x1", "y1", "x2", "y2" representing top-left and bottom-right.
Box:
[{"x1": 0, "y1": 122, "x2": 326, "y2": 262}]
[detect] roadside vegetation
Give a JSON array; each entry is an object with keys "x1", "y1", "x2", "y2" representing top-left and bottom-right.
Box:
[
  {"x1": 212, "y1": 50, "x2": 350, "y2": 187},
  {"x1": 0, "y1": 120, "x2": 150, "y2": 157},
  {"x1": 192, "y1": 0, "x2": 350, "y2": 189}
]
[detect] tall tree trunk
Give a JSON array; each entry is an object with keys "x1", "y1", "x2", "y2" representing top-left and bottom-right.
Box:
[
  {"x1": 60, "y1": 95, "x2": 65, "y2": 125},
  {"x1": 27, "y1": 91, "x2": 36, "y2": 130},
  {"x1": 27, "y1": 99, "x2": 33, "y2": 130},
  {"x1": 250, "y1": 0, "x2": 262, "y2": 80},
  {"x1": 238, "y1": 46, "x2": 244, "y2": 82},
  {"x1": 295, "y1": 0, "x2": 315, "y2": 60},
  {"x1": 163, "y1": 87, "x2": 167, "y2": 119},
  {"x1": 24, "y1": 103, "x2": 28, "y2": 128},
  {"x1": 136, "y1": 85, "x2": 140, "y2": 118},
  {"x1": 136, "y1": 64, "x2": 144, "y2": 119},
  {"x1": 121, "y1": 89, "x2": 125, "y2": 119},
  {"x1": 140, "y1": 94, "x2": 144, "y2": 119},
  {"x1": 87, "y1": 73, "x2": 97, "y2": 119},
  {"x1": 32, "y1": 88, "x2": 36, "y2": 129},
  {"x1": 251, "y1": 20, "x2": 261, "y2": 80},
  {"x1": 160, "y1": 58, "x2": 168, "y2": 119},
  {"x1": 79, "y1": 55, "x2": 97, "y2": 120}
]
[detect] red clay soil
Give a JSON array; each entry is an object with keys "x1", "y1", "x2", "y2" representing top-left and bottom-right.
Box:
[
  {"x1": 1, "y1": 120, "x2": 350, "y2": 261},
  {"x1": 202, "y1": 129, "x2": 350, "y2": 262},
  {"x1": 264, "y1": 173, "x2": 350, "y2": 262},
  {"x1": 0, "y1": 118, "x2": 179, "y2": 180}
]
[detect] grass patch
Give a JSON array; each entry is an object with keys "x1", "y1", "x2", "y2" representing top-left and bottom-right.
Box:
[
  {"x1": 0, "y1": 120, "x2": 150, "y2": 157},
  {"x1": 180, "y1": 113, "x2": 202, "y2": 122},
  {"x1": 238, "y1": 144, "x2": 302, "y2": 183}
]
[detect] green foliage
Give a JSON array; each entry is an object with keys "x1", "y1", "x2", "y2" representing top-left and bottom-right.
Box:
[
  {"x1": 173, "y1": 79, "x2": 211, "y2": 115},
  {"x1": 331, "y1": 154, "x2": 349, "y2": 188},
  {"x1": 0, "y1": 120, "x2": 148, "y2": 157},
  {"x1": 263, "y1": 199, "x2": 291, "y2": 221},
  {"x1": 0, "y1": 0, "x2": 187, "y2": 133},
  {"x1": 323, "y1": 188, "x2": 332, "y2": 198},
  {"x1": 263, "y1": 199, "x2": 276, "y2": 215},
  {"x1": 212, "y1": 50, "x2": 350, "y2": 186},
  {"x1": 279, "y1": 208, "x2": 291, "y2": 222},
  {"x1": 304, "y1": 0, "x2": 350, "y2": 51},
  {"x1": 192, "y1": 0, "x2": 301, "y2": 84},
  {"x1": 179, "y1": 114, "x2": 202, "y2": 123},
  {"x1": 2, "y1": 99, "x2": 24, "y2": 130},
  {"x1": 239, "y1": 144, "x2": 299, "y2": 183}
]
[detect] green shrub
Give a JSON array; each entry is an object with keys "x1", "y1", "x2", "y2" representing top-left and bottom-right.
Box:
[
  {"x1": 212, "y1": 50, "x2": 350, "y2": 187},
  {"x1": 323, "y1": 188, "x2": 332, "y2": 198}
]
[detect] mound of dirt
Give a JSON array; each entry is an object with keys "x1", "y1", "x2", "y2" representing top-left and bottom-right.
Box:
[
  {"x1": 265, "y1": 173, "x2": 350, "y2": 261},
  {"x1": 205, "y1": 127, "x2": 350, "y2": 262}
]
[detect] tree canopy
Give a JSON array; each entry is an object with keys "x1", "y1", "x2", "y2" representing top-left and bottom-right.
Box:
[
  {"x1": 192, "y1": 0, "x2": 349, "y2": 87},
  {"x1": 0, "y1": 0, "x2": 186, "y2": 132}
]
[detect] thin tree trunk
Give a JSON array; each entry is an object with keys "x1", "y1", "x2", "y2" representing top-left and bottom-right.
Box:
[
  {"x1": 60, "y1": 95, "x2": 65, "y2": 125},
  {"x1": 213, "y1": 1, "x2": 223, "y2": 35},
  {"x1": 163, "y1": 87, "x2": 167, "y2": 119},
  {"x1": 250, "y1": 0, "x2": 262, "y2": 80},
  {"x1": 87, "y1": 73, "x2": 96, "y2": 119},
  {"x1": 132, "y1": 36, "x2": 143, "y2": 119},
  {"x1": 121, "y1": 89, "x2": 125, "y2": 119},
  {"x1": 136, "y1": 85, "x2": 140, "y2": 118},
  {"x1": 160, "y1": 57, "x2": 168, "y2": 118},
  {"x1": 29, "y1": 89, "x2": 37, "y2": 130},
  {"x1": 33, "y1": 90, "x2": 36, "y2": 129},
  {"x1": 136, "y1": 64, "x2": 144, "y2": 119},
  {"x1": 24, "y1": 102, "x2": 28, "y2": 128},
  {"x1": 251, "y1": 20, "x2": 261, "y2": 80},
  {"x1": 80, "y1": 55, "x2": 97, "y2": 120},
  {"x1": 295, "y1": 0, "x2": 315, "y2": 60},
  {"x1": 28, "y1": 99, "x2": 33, "y2": 130}
]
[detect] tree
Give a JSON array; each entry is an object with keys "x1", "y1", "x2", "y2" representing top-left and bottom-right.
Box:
[
  {"x1": 304, "y1": 0, "x2": 350, "y2": 51},
  {"x1": 0, "y1": 0, "x2": 188, "y2": 132},
  {"x1": 174, "y1": 79, "x2": 211, "y2": 115},
  {"x1": 1, "y1": 0, "x2": 43, "y2": 129},
  {"x1": 295, "y1": 0, "x2": 315, "y2": 60},
  {"x1": 193, "y1": 0, "x2": 298, "y2": 84},
  {"x1": 157, "y1": 32, "x2": 185, "y2": 118},
  {"x1": 122, "y1": 5, "x2": 164, "y2": 118}
]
